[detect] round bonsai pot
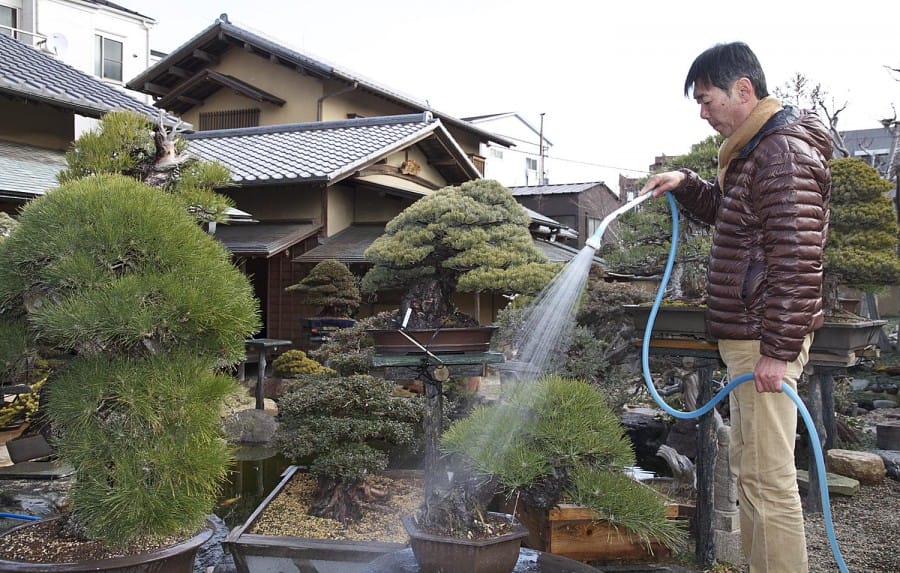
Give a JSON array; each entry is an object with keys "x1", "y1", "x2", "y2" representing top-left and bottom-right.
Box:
[{"x1": 0, "y1": 517, "x2": 215, "y2": 573}]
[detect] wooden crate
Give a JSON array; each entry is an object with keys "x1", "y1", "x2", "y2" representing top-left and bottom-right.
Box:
[{"x1": 501, "y1": 500, "x2": 691, "y2": 563}]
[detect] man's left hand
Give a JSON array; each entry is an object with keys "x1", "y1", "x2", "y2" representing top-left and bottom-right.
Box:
[{"x1": 754, "y1": 355, "x2": 787, "y2": 393}]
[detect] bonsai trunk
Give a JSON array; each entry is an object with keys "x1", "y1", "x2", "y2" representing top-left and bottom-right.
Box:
[
  {"x1": 308, "y1": 476, "x2": 388, "y2": 525},
  {"x1": 400, "y1": 279, "x2": 455, "y2": 329}
]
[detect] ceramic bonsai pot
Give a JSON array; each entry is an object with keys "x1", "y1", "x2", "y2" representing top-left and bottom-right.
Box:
[
  {"x1": 0, "y1": 517, "x2": 215, "y2": 573},
  {"x1": 401, "y1": 512, "x2": 528, "y2": 573},
  {"x1": 368, "y1": 326, "x2": 498, "y2": 355}
]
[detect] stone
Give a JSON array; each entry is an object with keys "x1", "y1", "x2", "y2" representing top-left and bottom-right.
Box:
[
  {"x1": 222, "y1": 408, "x2": 278, "y2": 444},
  {"x1": 665, "y1": 418, "x2": 698, "y2": 459},
  {"x1": 849, "y1": 378, "x2": 871, "y2": 391},
  {"x1": 826, "y1": 449, "x2": 886, "y2": 485},
  {"x1": 796, "y1": 469, "x2": 860, "y2": 496},
  {"x1": 872, "y1": 450, "x2": 900, "y2": 480},
  {"x1": 873, "y1": 399, "x2": 899, "y2": 409},
  {"x1": 620, "y1": 409, "x2": 668, "y2": 463},
  {"x1": 713, "y1": 527, "x2": 745, "y2": 566},
  {"x1": 876, "y1": 421, "x2": 900, "y2": 450}
]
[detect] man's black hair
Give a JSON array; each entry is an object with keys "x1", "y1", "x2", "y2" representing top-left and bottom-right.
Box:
[{"x1": 684, "y1": 42, "x2": 769, "y2": 99}]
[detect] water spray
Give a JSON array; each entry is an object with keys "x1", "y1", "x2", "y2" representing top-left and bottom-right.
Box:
[{"x1": 585, "y1": 192, "x2": 849, "y2": 573}]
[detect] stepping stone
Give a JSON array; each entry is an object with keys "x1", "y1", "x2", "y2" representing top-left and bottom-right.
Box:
[
  {"x1": 796, "y1": 469, "x2": 859, "y2": 496},
  {"x1": 827, "y1": 449, "x2": 886, "y2": 485}
]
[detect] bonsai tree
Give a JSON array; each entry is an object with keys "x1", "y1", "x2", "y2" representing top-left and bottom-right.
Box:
[
  {"x1": 0, "y1": 174, "x2": 260, "y2": 548},
  {"x1": 361, "y1": 179, "x2": 557, "y2": 328},
  {"x1": 275, "y1": 374, "x2": 424, "y2": 524},
  {"x1": 823, "y1": 157, "x2": 900, "y2": 312},
  {"x1": 57, "y1": 109, "x2": 235, "y2": 226},
  {"x1": 286, "y1": 258, "x2": 360, "y2": 317},
  {"x1": 603, "y1": 136, "x2": 719, "y2": 301},
  {"x1": 420, "y1": 374, "x2": 684, "y2": 551}
]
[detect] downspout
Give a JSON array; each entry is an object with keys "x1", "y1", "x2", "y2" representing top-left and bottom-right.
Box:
[{"x1": 316, "y1": 81, "x2": 358, "y2": 121}]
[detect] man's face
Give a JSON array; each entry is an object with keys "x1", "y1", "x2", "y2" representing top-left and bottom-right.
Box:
[{"x1": 693, "y1": 80, "x2": 743, "y2": 137}]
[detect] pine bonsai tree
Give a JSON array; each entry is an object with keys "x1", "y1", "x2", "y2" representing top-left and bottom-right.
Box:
[
  {"x1": 823, "y1": 157, "x2": 900, "y2": 311},
  {"x1": 360, "y1": 179, "x2": 557, "y2": 328},
  {"x1": 603, "y1": 136, "x2": 718, "y2": 300},
  {"x1": 275, "y1": 374, "x2": 424, "y2": 524},
  {"x1": 430, "y1": 375, "x2": 684, "y2": 550},
  {"x1": 286, "y1": 258, "x2": 360, "y2": 317},
  {"x1": 58, "y1": 109, "x2": 234, "y2": 225},
  {"x1": 0, "y1": 174, "x2": 260, "y2": 547}
]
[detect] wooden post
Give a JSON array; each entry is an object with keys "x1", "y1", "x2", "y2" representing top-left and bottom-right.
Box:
[
  {"x1": 695, "y1": 359, "x2": 716, "y2": 568},
  {"x1": 422, "y1": 366, "x2": 444, "y2": 501},
  {"x1": 805, "y1": 372, "x2": 825, "y2": 514}
]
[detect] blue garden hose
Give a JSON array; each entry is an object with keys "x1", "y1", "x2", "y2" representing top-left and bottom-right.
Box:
[
  {"x1": 0, "y1": 512, "x2": 39, "y2": 521},
  {"x1": 612, "y1": 192, "x2": 849, "y2": 572}
]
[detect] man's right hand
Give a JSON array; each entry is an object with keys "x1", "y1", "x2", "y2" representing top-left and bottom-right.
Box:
[{"x1": 639, "y1": 170, "x2": 686, "y2": 198}]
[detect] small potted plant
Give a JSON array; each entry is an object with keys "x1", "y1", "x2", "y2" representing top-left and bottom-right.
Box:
[
  {"x1": 286, "y1": 258, "x2": 360, "y2": 346},
  {"x1": 402, "y1": 374, "x2": 685, "y2": 572}
]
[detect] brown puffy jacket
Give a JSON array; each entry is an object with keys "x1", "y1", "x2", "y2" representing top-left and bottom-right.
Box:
[{"x1": 672, "y1": 107, "x2": 832, "y2": 362}]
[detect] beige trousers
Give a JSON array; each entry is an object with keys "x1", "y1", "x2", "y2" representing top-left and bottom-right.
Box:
[{"x1": 717, "y1": 334, "x2": 813, "y2": 573}]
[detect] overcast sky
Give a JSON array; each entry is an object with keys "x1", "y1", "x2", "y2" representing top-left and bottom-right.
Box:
[{"x1": 116, "y1": 0, "x2": 900, "y2": 191}]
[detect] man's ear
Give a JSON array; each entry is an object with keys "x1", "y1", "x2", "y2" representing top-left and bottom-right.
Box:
[{"x1": 735, "y1": 77, "x2": 754, "y2": 102}]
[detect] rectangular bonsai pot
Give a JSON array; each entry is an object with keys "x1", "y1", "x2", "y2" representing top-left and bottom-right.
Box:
[
  {"x1": 368, "y1": 327, "x2": 498, "y2": 355},
  {"x1": 224, "y1": 465, "x2": 409, "y2": 573},
  {"x1": 624, "y1": 304, "x2": 711, "y2": 340}
]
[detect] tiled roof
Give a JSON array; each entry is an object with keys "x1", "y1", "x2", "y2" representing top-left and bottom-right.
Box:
[
  {"x1": 183, "y1": 113, "x2": 477, "y2": 185},
  {"x1": 84, "y1": 0, "x2": 154, "y2": 21},
  {"x1": 0, "y1": 33, "x2": 175, "y2": 122},
  {"x1": 0, "y1": 140, "x2": 65, "y2": 199},
  {"x1": 126, "y1": 16, "x2": 512, "y2": 147},
  {"x1": 509, "y1": 182, "x2": 609, "y2": 197},
  {"x1": 292, "y1": 224, "x2": 385, "y2": 264},
  {"x1": 214, "y1": 222, "x2": 320, "y2": 257}
]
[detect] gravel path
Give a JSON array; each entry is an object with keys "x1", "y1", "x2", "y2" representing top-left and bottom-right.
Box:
[{"x1": 804, "y1": 478, "x2": 899, "y2": 573}]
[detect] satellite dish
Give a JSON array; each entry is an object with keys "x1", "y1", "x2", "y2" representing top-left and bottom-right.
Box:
[{"x1": 45, "y1": 33, "x2": 68, "y2": 57}]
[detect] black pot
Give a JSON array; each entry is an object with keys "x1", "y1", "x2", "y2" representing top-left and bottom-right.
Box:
[{"x1": 0, "y1": 517, "x2": 214, "y2": 572}]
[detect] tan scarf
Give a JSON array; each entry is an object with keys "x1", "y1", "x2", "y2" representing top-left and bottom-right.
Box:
[{"x1": 717, "y1": 96, "x2": 783, "y2": 188}]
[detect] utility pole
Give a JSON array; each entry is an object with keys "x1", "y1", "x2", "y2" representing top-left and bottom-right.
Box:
[{"x1": 538, "y1": 112, "x2": 546, "y2": 185}]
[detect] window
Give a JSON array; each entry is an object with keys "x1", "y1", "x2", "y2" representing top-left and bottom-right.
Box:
[
  {"x1": 94, "y1": 34, "x2": 123, "y2": 81},
  {"x1": 525, "y1": 157, "x2": 538, "y2": 171},
  {"x1": 0, "y1": 6, "x2": 16, "y2": 38},
  {"x1": 490, "y1": 147, "x2": 504, "y2": 159},
  {"x1": 199, "y1": 109, "x2": 261, "y2": 131}
]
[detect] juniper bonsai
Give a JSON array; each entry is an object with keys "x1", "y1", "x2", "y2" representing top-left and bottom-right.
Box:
[
  {"x1": 360, "y1": 179, "x2": 557, "y2": 328},
  {"x1": 275, "y1": 374, "x2": 424, "y2": 524}
]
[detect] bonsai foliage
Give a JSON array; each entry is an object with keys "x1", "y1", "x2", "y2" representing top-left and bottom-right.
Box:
[
  {"x1": 286, "y1": 258, "x2": 360, "y2": 317},
  {"x1": 824, "y1": 157, "x2": 900, "y2": 306},
  {"x1": 275, "y1": 374, "x2": 424, "y2": 524},
  {"x1": 57, "y1": 109, "x2": 234, "y2": 224},
  {"x1": 603, "y1": 136, "x2": 718, "y2": 300},
  {"x1": 272, "y1": 349, "x2": 334, "y2": 378},
  {"x1": 361, "y1": 179, "x2": 557, "y2": 327},
  {"x1": 308, "y1": 311, "x2": 394, "y2": 375},
  {"x1": 0, "y1": 174, "x2": 260, "y2": 546},
  {"x1": 437, "y1": 375, "x2": 684, "y2": 550}
]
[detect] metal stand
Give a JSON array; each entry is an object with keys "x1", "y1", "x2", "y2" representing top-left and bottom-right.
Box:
[
  {"x1": 244, "y1": 338, "x2": 292, "y2": 410},
  {"x1": 373, "y1": 351, "x2": 505, "y2": 501}
]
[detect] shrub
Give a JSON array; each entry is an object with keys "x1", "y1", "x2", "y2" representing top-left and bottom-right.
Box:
[
  {"x1": 272, "y1": 349, "x2": 334, "y2": 378},
  {"x1": 286, "y1": 259, "x2": 360, "y2": 317}
]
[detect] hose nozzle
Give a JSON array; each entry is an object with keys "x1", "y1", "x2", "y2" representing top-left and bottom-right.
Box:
[{"x1": 585, "y1": 192, "x2": 654, "y2": 251}]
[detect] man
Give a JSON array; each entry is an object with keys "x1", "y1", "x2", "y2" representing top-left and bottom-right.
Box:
[{"x1": 641, "y1": 42, "x2": 832, "y2": 572}]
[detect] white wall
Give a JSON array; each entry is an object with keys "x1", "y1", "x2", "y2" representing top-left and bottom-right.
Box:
[{"x1": 470, "y1": 114, "x2": 552, "y2": 187}]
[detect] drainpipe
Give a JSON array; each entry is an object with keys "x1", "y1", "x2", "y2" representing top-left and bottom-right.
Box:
[{"x1": 316, "y1": 81, "x2": 358, "y2": 121}]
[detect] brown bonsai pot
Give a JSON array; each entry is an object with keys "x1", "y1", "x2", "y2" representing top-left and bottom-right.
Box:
[
  {"x1": 368, "y1": 326, "x2": 497, "y2": 355},
  {"x1": 0, "y1": 517, "x2": 214, "y2": 573},
  {"x1": 402, "y1": 512, "x2": 528, "y2": 573}
]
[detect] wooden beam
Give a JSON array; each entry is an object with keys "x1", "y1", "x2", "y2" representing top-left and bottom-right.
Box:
[
  {"x1": 176, "y1": 95, "x2": 203, "y2": 106},
  {"x1": 167, "y1": 65, "x2": 190, "y2": 79},
  {"x1": 192, "y1": 48, "x2": 218, "y2": 64},
  {"x1": 142, "y1": 82, "x2": 169, "y2": 97}
]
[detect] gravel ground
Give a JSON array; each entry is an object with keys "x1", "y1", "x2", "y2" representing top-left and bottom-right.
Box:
[{"x1": 803, "y1": 478, "x2": 900, "y2": 573}]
